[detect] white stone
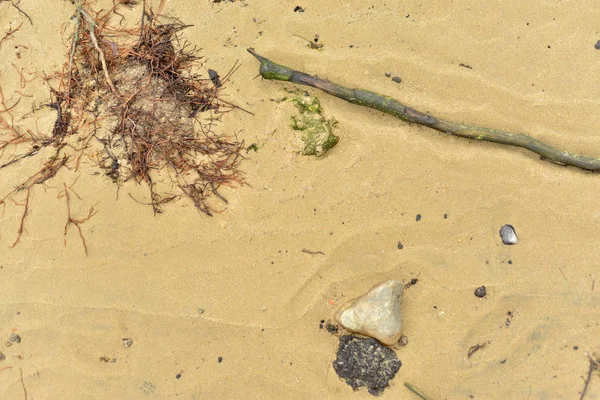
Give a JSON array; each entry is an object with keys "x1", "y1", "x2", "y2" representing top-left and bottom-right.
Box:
[
  {"x1": 500, "y1": 224, "x2": 518, "y2": 245},
  {"x1": 334, "y1": 280, "x2": 403, "y2": 346}
]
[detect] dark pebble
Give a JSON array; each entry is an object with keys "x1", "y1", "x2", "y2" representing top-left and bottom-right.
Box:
[
  {"x1": 218, "y1": 356, "x2": 223, "y2": 363},
  {"x1": 474, "y1": 286, "x2": 487, "y2": 298},
  {"x1": 293, "y1": 5, "x2": 305, "y2": 12},
  {"x1": 397, "y1": 241, "x2": 403, "y2": 250},
  {"x1": 443, "y1": 213, "x2": 448, "y2": 219},
  {"x1": 9, "y1": 333, "x2": 21, "y2": 344},
  {"x1": 0, "y1": 352, "x2": 5, "y2": 362},
  {"x1": 176, "y1": 373, "x2": 182, "y2": 379},
  {"x1": 391, "y1": 76, "x2": 402, "y2": 83},
  {"x1": 385, "y1": 72, "x2": 391, "y2": 77},
  {"x1": 574, "y1": 346, "x2": 579, "y2": 350},
  {"x1": 410, "y1": 278, "x2": 418, "y2": 285},
  {"x1": 326, "y1": 322, "x2": 339, "y2": 335},
  {"x1": 508, "y1": 260, "x2": 513, "y2": 265},
  {"x1": 595, "y1": 40, "x2": 600, "y2": 50},
  {"x1": 416, "y1": 214, "x2": 421, "y2": 221}
]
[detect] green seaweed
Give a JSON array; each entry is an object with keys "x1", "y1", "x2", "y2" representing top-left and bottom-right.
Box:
[{"x1": 287, "y1": 93, "x2": 339, "y2": 156}]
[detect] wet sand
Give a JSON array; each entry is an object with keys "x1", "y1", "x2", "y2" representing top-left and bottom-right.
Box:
[{"x1": 1, "y1": 0, "x2": 599, "y2": 398}]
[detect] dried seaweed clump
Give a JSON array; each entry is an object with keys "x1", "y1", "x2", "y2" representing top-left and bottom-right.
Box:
[{"x1": 0, "y1": 2, "x2": 245, "y2": 249}]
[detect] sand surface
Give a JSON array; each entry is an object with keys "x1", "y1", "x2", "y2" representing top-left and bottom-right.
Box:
[{"x1": 1, "y1": 0, "x2": 600, "y2": 398}]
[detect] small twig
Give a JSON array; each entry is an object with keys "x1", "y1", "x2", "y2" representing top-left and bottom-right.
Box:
[
  {"x1": 0, "y1": 21, "x2": 23, "y2": 49},
  {"x1": 467, "y1": 342, "x2": 487, "y2": 359},
  {"x1": 302, "y1": 248, "x2": 325, "y2": 255},
  {"x1": 404, "y1": 382, "x2": 431, "y2": 400},
  {"x1": 19, "y1": 368, "x2": 27, "y2": 400},
  {"x1": 580, "y1": 354, "x2": 598, "y2": 400},
  {"x1": 60, "y1": 183, "x2": 97, "y2": 256},
  {"x1": 77, "y1": 5, "x2": 120, "y2": 95},
  {"x1": 11, "y1": 1, "x2": 32, "y2": 26}
]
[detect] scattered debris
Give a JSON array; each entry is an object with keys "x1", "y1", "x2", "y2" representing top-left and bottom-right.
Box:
[
  {"x1": 333, "y1": 335, "x2": 401, "y2": 396},
  {"x1": 293, "y1": 5, "x2": 305, "y2": 12}
]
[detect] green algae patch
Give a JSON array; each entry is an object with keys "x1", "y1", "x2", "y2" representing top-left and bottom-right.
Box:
[{"x1": 285, "y1": 93, "x2": 339, "y2": 156}]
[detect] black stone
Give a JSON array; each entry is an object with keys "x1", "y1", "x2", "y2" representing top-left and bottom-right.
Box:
[
  {"x1": 415, "y1": 214, "x2": 421, "y2": 221},
  {"x1": 218, "y1": 356, "x2": 223, "y2": 363},
  {"x1": 474, "y1": 286, "x2": 486, "y2": 298},
  {"x1": 595, "y1": 40, "x2": 600, "y2": 50},
  {"x1": 333, "y1": 335, "x2": 401, "y2": 396},
  {"x1": 397, "y1": 241, "x2": 403, "y2": 250},
  {"x1": 391, "y1": 76, "x2": 401, "y2": 83}
]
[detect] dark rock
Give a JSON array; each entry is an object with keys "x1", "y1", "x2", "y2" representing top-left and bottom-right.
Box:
[
  {"x1": 595, "y1": 40, "x2": 600, "y2": 50},
  {"x1": 397, "y1": 241, "x2": 403, "y2": 250},
  {"x1": 208, "y1": 69, "x2": 222, "y2": 87},
  {"x1": 333, "y1": 335, "x2": 401, "y2": 396},
  {"x1": 474, "y1": 286, "x2": 486, "y2": 298},
  {"x1": 293, "y1": 5, "x2": 305, "y2": 12},
  {"x1": 391, "y1": 76, "x2": 402, "y2": 83},
  {"x1": 9, "y1": 333, "x2": 20, "y2": 344}
]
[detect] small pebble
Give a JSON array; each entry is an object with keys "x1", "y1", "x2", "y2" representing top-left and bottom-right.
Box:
[
  {"x1": 474, "y1": 286, "x2": 487, "y2": 298},
  {"x1": 293, "y1": 5, "x2": 304, "y2": 12},
  {"x1": 385, "y1": 72, "x2": 391, "y2": 77},
  {"x1": 416, "y1": 214, "x2": 422, "y2": 221},
  {"x1": 9, "y1": 333, "x2": 21, "y2": 344},
  {"x1": 122, "y1": 338, "x2": 133, "y2": 348},
  {"x1": 398, "y1": 335, "x2": 408, "y2": 346},
  {"x1": 218, "y1": 356, "x2": 223, "y2": 363},
  {"x1": 443, "y1": 213, "x2": 448, "y2": 219},
  {"x1": 499, "y1": 224, "x2": 518, "y2": 245},
  {"x1": 391, "y1": 76, "x2": 402, "y2": 83},
  {"x1": 0, "y1": 352, "x2": 5, "y2": 362},
  {"x1": 176, "y1": 373, "x2": 182, "y2": 379},
  {"x1": 595, "y1": 40, "x2": 600, "y2": 50},
  {"x1": 397, "y1": 241, "x2": 403, "y2": 250}
]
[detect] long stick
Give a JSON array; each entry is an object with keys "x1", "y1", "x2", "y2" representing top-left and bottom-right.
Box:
[{"x1": 247, "y1": 48, "x2": 600, "y2": 171}]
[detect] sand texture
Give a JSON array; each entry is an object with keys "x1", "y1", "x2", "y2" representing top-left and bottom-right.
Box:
[{"x1": 1, "y1": 0, "x2": 599, "y2": 398}]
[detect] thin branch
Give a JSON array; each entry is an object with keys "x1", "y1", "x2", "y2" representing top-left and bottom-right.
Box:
[{"x1": 247, "y1": 48, "x2": 600, "y2": 171}]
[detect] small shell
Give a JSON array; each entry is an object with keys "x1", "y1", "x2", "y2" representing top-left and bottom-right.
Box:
[{"x1": 499, "y1": 224, "x2": 518, "y2": 245}]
